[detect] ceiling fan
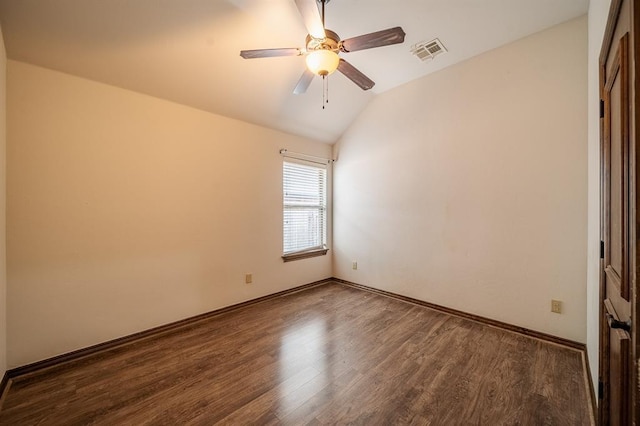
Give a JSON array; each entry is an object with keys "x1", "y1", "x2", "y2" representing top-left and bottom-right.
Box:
[{"x1": 239, "y1": 0, "x2": 406, "y2": 95}]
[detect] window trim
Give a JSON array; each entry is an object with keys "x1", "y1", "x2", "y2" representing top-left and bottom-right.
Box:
[
  {"x1": 281, "y1": 247, "x2": 329, "y2": 262},
  {"x1": 282, "y1": 156, "x2": 328, "y2": 262}
]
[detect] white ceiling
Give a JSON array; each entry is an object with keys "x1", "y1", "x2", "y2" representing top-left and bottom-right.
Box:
[{"x1": 0, "y1": 0, "x2": 588, "y2": 144}]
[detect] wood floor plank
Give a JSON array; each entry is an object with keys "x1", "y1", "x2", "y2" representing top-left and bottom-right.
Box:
[{"x1": 0, "y1": 282, "x2": 592, "y2": 425}]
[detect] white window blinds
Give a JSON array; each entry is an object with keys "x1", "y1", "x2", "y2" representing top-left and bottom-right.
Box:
[{"x1": 283, "y1": 159, "x2": 327, "y2": 255}]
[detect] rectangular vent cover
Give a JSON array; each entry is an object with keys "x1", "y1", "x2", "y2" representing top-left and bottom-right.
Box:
[{"x1": 411, "y1": 38, "x2": 447, "y2": 62}]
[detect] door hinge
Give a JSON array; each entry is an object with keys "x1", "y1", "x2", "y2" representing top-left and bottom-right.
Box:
[
  {"x1": 600, "y1": 240, "x2": 604, "y2": 259},
  {"x1": 600, "y1": 99, "x2": 605, "y2": 118},
  {"x1": 598, "y1": 380, "x2": 604, "y2": 399}
]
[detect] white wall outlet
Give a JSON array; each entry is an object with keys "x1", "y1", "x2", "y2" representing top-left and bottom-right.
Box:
[
  {"x1": 551, "y1": 300, "x2": 562, "y2": 314},
  {"x1": 245, "y1": 273, "x2": 252, "y2": 284},
  {"x1": 352, "y1": 261, "x2": 358, "y2": 270}
]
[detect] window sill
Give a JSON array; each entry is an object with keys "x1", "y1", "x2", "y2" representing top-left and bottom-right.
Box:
[{"x1": 282, "y1": 248, "x2": 329, "y2": 262}]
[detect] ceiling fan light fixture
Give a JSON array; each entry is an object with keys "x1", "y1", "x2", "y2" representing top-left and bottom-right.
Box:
[{"x1": 305, "y1": 49, "x2": 339, "y2": 76}]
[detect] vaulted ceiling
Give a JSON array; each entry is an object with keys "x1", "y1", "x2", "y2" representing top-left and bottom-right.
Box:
[{"x1": 0, "y1": 0, "x2": 588, "y2": 143}]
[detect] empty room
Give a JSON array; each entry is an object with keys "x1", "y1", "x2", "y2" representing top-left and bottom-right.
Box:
[{"x1": 0, "y1": 0, "x2": 635, "y2": 424}]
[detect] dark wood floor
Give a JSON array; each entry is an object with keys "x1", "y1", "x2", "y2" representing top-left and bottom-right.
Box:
[{"x1": 0, "y1": 282, "x2": 593, "y2": 425}]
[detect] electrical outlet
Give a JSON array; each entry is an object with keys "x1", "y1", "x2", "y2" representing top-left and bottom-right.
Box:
[
  {"x1": 245, "y1": 273, "x2": 252, "y2": 284},
  {"x1": 551, "y1": 300, "x2": 562, "y2": 314},
  {"x1": 352, "y1": 261, "x2": 358, "y2": 270}
]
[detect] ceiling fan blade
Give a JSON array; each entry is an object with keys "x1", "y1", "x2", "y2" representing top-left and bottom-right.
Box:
[
  {"x1": 337, "y1": 59, "x2": 375, "y2": 91},
  {"x1": 340, "y1": 26, "x2": 406, "y2": 53},
  {"x1": 294, "y1": 0, "x2": 326, "y2": 40},
  {"x1": 293, "y1": 69, "x2": 315, "y2": 95},
  {"x1": 240, "y1": 48, "x2": 302, "y2": 59}
]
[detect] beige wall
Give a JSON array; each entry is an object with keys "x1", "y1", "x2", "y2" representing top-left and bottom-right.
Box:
[
  {"x1": 0, "y1": 24, "x2": 6, "y2": 377},
  {"x1": 333, "y1": 17, "x2": 588, "y2": 342},
  {"x1": 587, "y1": 0, "x2": 612, "y2": 393},
  {"x1": 6, "y1": 60, "x2": 332, "y2": 367}
]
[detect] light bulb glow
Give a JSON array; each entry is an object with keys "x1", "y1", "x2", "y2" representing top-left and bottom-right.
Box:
[{"x1": 305, "y1": 50, "x2": 340, "y2": 76}]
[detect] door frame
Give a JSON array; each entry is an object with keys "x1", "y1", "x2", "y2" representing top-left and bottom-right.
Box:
[{"x1": 599, "y1": 0, "x2": 640, "y2": 423}]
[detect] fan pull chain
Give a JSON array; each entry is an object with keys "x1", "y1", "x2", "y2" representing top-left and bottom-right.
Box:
[
  {"x1": 322, "y1": 75, "x2": 326, "y2": 109},
  {"x1": 321, "y1": 75, "x2": 330, "y2": 109},
  {"x1": 326, "y1": 75, "x2": 329, "y2": 106},
  {"x1": 321, "y1": 0, "x2": 328, "y2": 110}
]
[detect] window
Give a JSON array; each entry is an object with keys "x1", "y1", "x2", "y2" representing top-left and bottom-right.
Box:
[{"x1": 282, "y1": 159, "x2": 328, "y2": 261}]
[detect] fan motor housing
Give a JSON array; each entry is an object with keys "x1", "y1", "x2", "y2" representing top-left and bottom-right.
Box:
[{"x1": 306, "y1": 29, "x2": 340, "y2": 53}]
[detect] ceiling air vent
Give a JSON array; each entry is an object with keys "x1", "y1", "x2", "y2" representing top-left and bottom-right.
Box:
[{"x1": 410, "y1": 38, "x2": 447, "y2": 62}]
